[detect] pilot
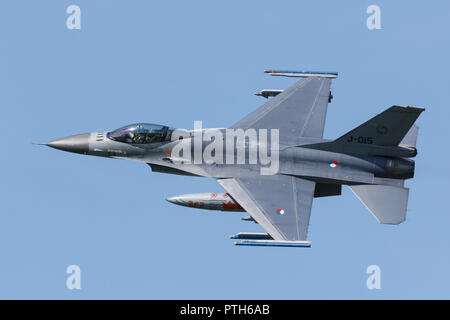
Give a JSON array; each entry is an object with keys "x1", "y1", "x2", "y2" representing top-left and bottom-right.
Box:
[
  {"x1": 132, "y1": 133, "x2": 145, "y2": 144},
  {"x1": 145, "y1": 130, "x2": 163, "y2": 144},
  {"x1": 131, "y1": 125, "x2": 146, "y2": 144}
]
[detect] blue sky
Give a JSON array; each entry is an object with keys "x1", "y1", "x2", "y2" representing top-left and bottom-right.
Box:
[{"x1": 1, "y1": 0, "x2": 449, "y2": 299}]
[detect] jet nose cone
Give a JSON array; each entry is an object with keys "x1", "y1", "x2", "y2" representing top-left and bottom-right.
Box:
[
  {"x1": 166, "y1": 196, "x2": 179, "y2": 204},
  {"x1": 46, "y1": 133, "x2": 90, "y2": 154}
]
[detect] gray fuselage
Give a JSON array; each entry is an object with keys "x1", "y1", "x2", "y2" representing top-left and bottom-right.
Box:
[{"x1": 73, "y1": 128, "x2": 413, "y2": 188}]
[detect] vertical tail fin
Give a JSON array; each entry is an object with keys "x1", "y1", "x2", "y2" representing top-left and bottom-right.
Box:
[
  {"x1": 335, "y1": 106, "x2": 425, "y2": 146},
  {"x1": 301, "y1": 106, "x2": 424, "y2": 158}
]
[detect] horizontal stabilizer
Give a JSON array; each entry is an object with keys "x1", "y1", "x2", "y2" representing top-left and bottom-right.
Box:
[{"x1": 349, "y1": 185, "x2": 409, "y2": 224}]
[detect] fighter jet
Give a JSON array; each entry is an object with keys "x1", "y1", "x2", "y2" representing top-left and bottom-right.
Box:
[{"x1": 39, "y1": 70, "x2": 424, "y2": 247}]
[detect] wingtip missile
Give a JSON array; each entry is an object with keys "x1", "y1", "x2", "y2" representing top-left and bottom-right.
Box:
[
  {"x1": 264, "y1": 69, "x2": 338, "y2": 78},
  {"x1": 234, "y1": 240, "x2": 312, "y2": 248}
]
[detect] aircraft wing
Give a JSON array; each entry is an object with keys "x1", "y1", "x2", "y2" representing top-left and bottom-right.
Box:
[
  {"x1": 230, "y1": 77, "x2": 332, "y2": 145},
  {"x1": 217, "y1": 175, "x2": 316, "y2": 243}
]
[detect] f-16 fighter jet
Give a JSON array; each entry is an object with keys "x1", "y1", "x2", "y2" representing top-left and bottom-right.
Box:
[{"x1": 40, "y1": 70, "x2": 424, "y2": 247}]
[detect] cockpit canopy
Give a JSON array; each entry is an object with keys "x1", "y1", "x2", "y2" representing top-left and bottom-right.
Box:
[{"x1": 107, "y1": 123, "x2": 173, "y2": 144}]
